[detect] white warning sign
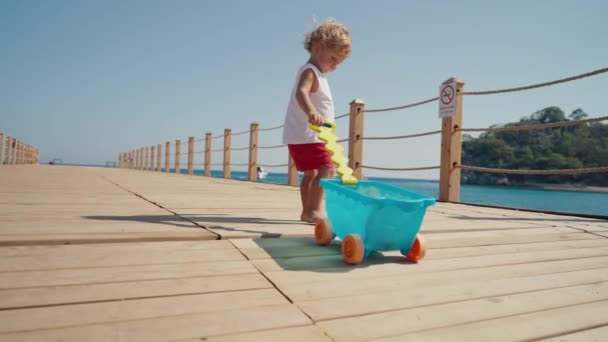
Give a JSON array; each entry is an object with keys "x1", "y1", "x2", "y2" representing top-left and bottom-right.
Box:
[{"x1": 439, "y1": 81, "x2": 457, "y2": 118}]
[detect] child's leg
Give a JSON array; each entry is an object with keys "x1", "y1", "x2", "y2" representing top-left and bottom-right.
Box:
[
  {"x1": 308, "y1": 165, "x2": 334, "y2": 219},
  {"x1": 300, "y1": 170, "x2": 317, "y2": 223}
]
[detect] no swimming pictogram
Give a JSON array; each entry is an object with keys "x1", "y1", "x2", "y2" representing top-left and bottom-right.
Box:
[
  {"x1": 438, "y1": 81, "x2": 457, "y2": 118},
  {"x1": 440, "y1": 84, "x2": 455, "y2": 105}
]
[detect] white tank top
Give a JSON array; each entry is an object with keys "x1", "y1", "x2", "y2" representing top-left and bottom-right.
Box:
[{"x1": 282, "y1": 63, "x2": 334, "y2": 144}]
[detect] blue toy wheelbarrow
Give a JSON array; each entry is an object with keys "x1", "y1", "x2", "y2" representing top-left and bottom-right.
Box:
[
  {"x1": 315, "y1": 179, "x2": 435, "y2": 265},
  {"x1": 310, "y1": 121, "x2": 435, "y2": 265}
]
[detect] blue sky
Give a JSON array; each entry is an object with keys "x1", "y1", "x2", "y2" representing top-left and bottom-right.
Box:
[{"x1": 1, "y1": 0, "x2": 606, "y2": 179}]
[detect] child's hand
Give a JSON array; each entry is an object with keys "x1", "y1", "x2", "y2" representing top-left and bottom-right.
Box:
[{"x1": 308, "y1": 111, "x2": 324, "y2": 126}]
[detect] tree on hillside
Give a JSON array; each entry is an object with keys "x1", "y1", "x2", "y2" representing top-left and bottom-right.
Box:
[{"x1": 461, "y1": 107, "x2": 608, "y2": 187}]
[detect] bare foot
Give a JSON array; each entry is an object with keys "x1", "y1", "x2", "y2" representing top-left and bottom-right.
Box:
[
  {"x1": 300, "y1": 211, "x2": 326, "y2": 224},
  {"x1": 300, "y1": 212, "x2": 318, "y2": 224}
]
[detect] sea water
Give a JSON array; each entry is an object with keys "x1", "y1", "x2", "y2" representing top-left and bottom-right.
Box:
[{"x1": 174, "y1": 169, "x2": 606, "y2": 217}]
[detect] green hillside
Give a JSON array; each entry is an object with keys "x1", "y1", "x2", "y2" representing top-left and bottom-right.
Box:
[{"x1": 461, "y1": 107, "x2": 608, "y2": 187}]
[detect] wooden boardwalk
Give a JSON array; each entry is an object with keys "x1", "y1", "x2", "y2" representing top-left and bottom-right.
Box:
[{"x1": 1, "y1": 165, "x2": 607, "y2": 341}]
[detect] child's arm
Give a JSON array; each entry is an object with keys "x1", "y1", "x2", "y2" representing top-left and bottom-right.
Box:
[{"x1": 295, "y1": 68, "x2": 324, "y2": 126}]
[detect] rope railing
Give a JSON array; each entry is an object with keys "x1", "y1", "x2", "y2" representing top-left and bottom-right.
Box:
[
  {"x1": 335, "y1": 112, "x2": 350, "y2": 119},
  {"x1": 365, "y1": 97, "x2": 438, "y2": 113},
  {"x1": 458, "y1": 165, "x2": 608, "y2": 175},
  {"x1": 462, "y1": 67, "x2": 608, "y2": 96},
  {"x1": 259, "y1": 163, "x2": 289, "y2": 168},
  {"x1": 362, "y1": 129, "x2": 442, "y2": 141},
  {"x1": 0, "y1": 132, "x2": 40, "y2": 166},
  {"x1": 459, "y1": 115, "x2": 608, "y2": 133},
  {"x1": 231, "y1": 129, "x2": 250, "y2": 136},
  {"x1": 258, "y1": 144, "x2": 286, "y2": 150},
  {"x1": 119, "y1": 65, "x2": 608, "y2": 209},
  {"x1": 258, "y1": 124, "x2": 284, "y2": 132},
  {"x1": 361, "y1": 164, "x2": 440, "y2": 171}
]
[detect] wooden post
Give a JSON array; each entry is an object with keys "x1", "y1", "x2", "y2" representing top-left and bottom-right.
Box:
[
  {"x1": 204, "y1": 132, "x2": 212, "y2": 176},
  {"x1": 150, "y1": 145, "x2": 155, "y2": 171},
  {"x1": 248, "y1": 122, "x2": 259, "y2": 181},
  {"x1": 165, "y1": 141, "x2": 170, "y2": 173},
  {"x1": 187, "y1": 136, "x2": 194, "y2": 175},
  {"x1": 348, "y1": 99, "x2": 365, "y2": 179},
  {"x1": 4, "y1": 136, "x2": 10, "y2": 165},
  {"x1": 10, "y1": 140, "x2": 16, "y2": 165},
  {"x1": 223, "y1": 129, "x2": 231, "y2": 179},
  {"x1": 439, "y1": 77, "x2": 465, "y2": 202},
  {"x1": 287, "y1": 155, "x2": 298, "y2": 186},
  {"x1": 15, "y1": 142, "x2": 20, "y2": 165},
  {"x1": 20, "y1": 143, "x2": 25, "y2": 165},
  {"x1": 0, "y1": 132, "x2": 3, "y2": 165},
  {"x1": 175, "y1": 139, "x2": 181, "y2": 174},
  {"x1": 145, "y1": 146, "x2": 150, "y2": 171},
  {"x1": 157, "y1": 144, "x2": 162, "y2": 171}
]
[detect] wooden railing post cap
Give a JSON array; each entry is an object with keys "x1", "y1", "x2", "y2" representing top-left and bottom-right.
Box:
[
  {"x1": 442, "y1": 77, "x2": 465, "y2": 85},
  {"x1": 350, "y1": 98, "x2": 365, "y2": 105}
]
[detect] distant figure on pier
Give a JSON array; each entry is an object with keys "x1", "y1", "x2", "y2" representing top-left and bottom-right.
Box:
[
  {"x1": 281, "y1": 18, "x2": 352, "y2": 224},
  {"x1": 257, "y1": 166, "x2": 268, "y2": 179}
]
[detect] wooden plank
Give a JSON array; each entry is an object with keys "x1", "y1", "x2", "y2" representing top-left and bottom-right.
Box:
[
  {"x1": 252, "y1": 245, "x2": 608, "y2": 274},
  {"x1": 0, "y1": 304, "x2": 311, "y2": 341},
  {"x1": 318, "y1": 282, "x2": 608, "y2": 341},
  {"x1": 0, "y1": 240, "x2": 240, "y2": 271},
  {"x1": 233, "y1": 236, "x2": 608, "y2": 261},
  {"x1": 399, "y1": 237, "x2": 608, "y2": 259},
  {"x1": 0, "y1": 166, "x2": 219, "y2": 244},
  {"x1": 251, "y1": 256, "x2": 608, "y2": 287},
  {"x1": 537, "y1": 325, "x2": 608, "y2": 341},
  {"x1": 0, "y1": 260, "x2": 256, "y2": 289},
  {"x1": 297, "y1": 267, "x2": 608, "y2": 321},
  {"x1": 185, "y1": 326, "x2": 332, "y2": 342},
  {"x1": 0, "y1": 273, "x2": 271, "y2": 309},
  {"x1": 0, "y1": 232, "x2": 217, "y2": 246},
  {"x1": 177, "y1": 209, "x2": 314, "y2": 238},
  {"x1": 0, "y1": 240, "x2": 232, "y2": 258},
  {"x1": 0, "y1": 289, "x2": 285, "y2": 333},
  {"x1": 274, "y1": 256, "x2": 608, "y2": 302},
  {"x1": 372, "y1": 300, "x2": 608, "y2": 342}
]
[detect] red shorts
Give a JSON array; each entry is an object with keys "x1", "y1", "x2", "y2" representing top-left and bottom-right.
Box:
[{"x1": 288, "y1": 143, "x2": 334, "y2": 171}]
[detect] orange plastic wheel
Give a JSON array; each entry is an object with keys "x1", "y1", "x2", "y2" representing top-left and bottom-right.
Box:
[
  {"x1": 314, "y1": 219, "x2": 334, "y2": 246},
  {"x1": 341, "y1": 234, "x2": 365, "y2": 265},
  {"x1": 405, "y1": 234, "x2": 427, "y2": 262}
]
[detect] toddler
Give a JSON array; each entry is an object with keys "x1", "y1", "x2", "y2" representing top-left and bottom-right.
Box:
[{"x1": 282, "y1": 18, "x2": 352, "y2": 223}]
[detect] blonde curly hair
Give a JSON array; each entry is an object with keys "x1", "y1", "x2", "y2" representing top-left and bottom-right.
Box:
[{"x1": 304, "y1": 18, "x2": 351, "y2": 56}]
